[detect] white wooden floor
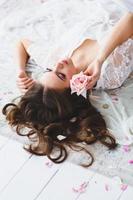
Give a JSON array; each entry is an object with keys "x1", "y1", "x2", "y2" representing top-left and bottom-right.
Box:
[{"x1": 0, "y1": 135, "x2": 133, "y2": 200}]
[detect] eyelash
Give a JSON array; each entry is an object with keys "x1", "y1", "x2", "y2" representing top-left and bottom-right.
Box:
[
  {"x1": 45, "y1": 68, "x2": 52, "y2": 72},
  {"x1": 57, "y1": 73, "x2": 66, "y2": 81}
]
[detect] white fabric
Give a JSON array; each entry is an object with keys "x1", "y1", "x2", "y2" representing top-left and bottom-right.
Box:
[
  {"x1": 90, "y1": 76, "x2": 133, "y2": 145},
  {"x1": 113, "y1": 0, "x2": 133, "y2": 12}
]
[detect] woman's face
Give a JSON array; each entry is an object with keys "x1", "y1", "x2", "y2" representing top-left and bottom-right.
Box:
[{"x1": 38, "y1": 58, "x2": 78, "y2": 89}]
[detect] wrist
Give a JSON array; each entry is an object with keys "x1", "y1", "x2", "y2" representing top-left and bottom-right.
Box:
[
  {"x1": 96, "y1": 55, "x2": 105, "y2": 66},
  {"x1": 17, "y1": 69, "x2": 27, "y2": 77},
  {"x1": 94, "y1": 57, "x2": 104, "y2": 71},
  {"x1": 18, "y1": 69, "x2": 26, "y2": 73}
]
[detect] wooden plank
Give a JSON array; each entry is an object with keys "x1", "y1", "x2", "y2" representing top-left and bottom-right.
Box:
[
  {"x1": 0, "y1": 154, "x2": 61, "y2": 200},
  {"x1": 0, "y1": 135, "x2": 10, "y2": 150},
  {"x1": 0, "y1": 136, "x2": 132, "y2": 200},
  {"x1": 0, "y1": 139, "x2": 31, "y2": 193},
  {"x1": 77, "y1": 174, "x2": 125, "y2": 200},
  {"x1": 119, "y1": 186, "x2": 133, "y2": 200},
  {"x1": 36, "y1": 162, "x2": 94, "y2": 200}
]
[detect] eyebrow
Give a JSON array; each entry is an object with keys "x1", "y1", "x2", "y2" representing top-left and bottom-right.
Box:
[{"x1": 43, "y1": 69, "x2": 64, "y2": 82}]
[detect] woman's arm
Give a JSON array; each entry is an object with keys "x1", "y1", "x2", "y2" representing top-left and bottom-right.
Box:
[
  {"x1": 16, "y1": 39, "x2": 35, "y2": 94},
  {"x1": 84, "y1": 12, "x2": 133, "y2": 89},
  {"x1": 16, "y1": 39, "x2": 31, "y2": 72},
  {"x1": 97, "y1": 12, "x2": 133, "y2": 63}
]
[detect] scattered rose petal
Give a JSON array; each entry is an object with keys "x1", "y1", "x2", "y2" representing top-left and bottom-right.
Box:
[
  {"x1": 128, "y1": 160, "x2": 133, "y2": 164},
  {"x1": 72, "y1": 182, "x2": 88, "y2": 194},
  {"x1": 78, "y1": 187, "x2": 86, "y2": 193},
  {"x1": 72, "y1": 188, "x2": 79, "y2": 193},
  {"x1": 105, "y1": 184, "x2": 111, "y2": 191},
  {"x1": 120, "y1": 184, "x2": 128, "y2": 191},
  {"x1": 123, "y1": 145, "x2": 131, "y2": 152},
  {"x1": 80, "y1": 182, "x2": 88, "y2": 189},
  {"x1": 45, "y1": 161, "x2": 53, "y2": 168}
]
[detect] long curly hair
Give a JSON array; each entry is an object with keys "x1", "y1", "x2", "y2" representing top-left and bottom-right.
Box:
[{"x1": 2, "y1": 83, "x2": 117, "y2": 167}]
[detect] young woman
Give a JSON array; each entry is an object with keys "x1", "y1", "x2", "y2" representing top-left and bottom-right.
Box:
[{"x1": 2, "y1": 0, "x2": 133, "y2": 166}]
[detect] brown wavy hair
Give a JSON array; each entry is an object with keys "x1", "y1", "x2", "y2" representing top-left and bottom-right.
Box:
[{"x1": 2, "y1": 83, "x2": 117, "y2": 167}]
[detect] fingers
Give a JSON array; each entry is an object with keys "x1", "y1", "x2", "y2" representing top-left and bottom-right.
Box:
[
  {"x1": 17, "y1": 78, "x2": 34, "y2": 88},
  {"x1": 84, "y1": 69, "x2": 91, "y2": 76},
  {"x1": 16, "y1": 76, "x2": 35, "y2": 94},
  {"x1": 86, "y1": 77, "x2": 97, "y2": 90},
  {"x1": 85, "y1": 70, "x2": 100, "y2": 89},
  {"x1": 87, "y1": 82, "x2": 95, "y2": 90},
  {"x1": 18, "y1": 80, "x2": 35, "y2": 90}
]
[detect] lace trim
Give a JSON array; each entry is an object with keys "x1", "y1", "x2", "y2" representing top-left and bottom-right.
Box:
[{"x1": 96, "y1": 39, "x2": 133, "y2": 89}]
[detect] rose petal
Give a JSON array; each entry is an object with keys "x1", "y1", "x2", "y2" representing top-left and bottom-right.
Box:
[
  {"x1": 120, "y1": 184, "x2": 128, "y2": 191},
  {"x1": 123, "y1": 145, "x2": 130, "y2": 152},
  {"x1": 128, "y1": 160, "x2": 133, "y2": 164},
  {"x1": 70, "y1": 71, "x2": 88, "y2": 99},
  {"x1": 105, "y1": 184, "x2": 110, "y2": 191},
  {"x1": 45, "y1": 161, "x2": 53, "y2": 168},
  {"x1": 72, "y1": 188, "x2": 79, "y2": 193}
]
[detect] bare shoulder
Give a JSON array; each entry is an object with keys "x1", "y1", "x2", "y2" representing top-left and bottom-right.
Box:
[{"x1": 21, "y1": 38, "x2": 32, "y2": 50}]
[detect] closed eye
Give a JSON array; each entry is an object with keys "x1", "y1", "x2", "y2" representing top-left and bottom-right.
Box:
[
  {"x1": 56, "y1": 72, "x2": 66, "y2": 81},
  {"x1": 43, "y1": 68, "x2": 66, "y2": 81}
]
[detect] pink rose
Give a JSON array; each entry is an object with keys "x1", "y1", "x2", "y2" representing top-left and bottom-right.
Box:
[{"x1": 70, "y1": 71, "x2": 90, "y2": 98}]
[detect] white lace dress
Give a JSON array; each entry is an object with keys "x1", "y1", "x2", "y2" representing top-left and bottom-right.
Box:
[
  {"x1": 26, "y1": 0, "x2": 133, "y2": 90},
  {"x1": 95, "y1": 38, "x2": 133, "y2": 89}
]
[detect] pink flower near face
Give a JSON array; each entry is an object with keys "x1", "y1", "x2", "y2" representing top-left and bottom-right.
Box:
[{"x1": 70, "y1": 71, "x2": 90, "y2": 98}]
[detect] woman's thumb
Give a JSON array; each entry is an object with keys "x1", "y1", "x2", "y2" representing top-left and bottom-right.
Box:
[{"x1": 84, "y1": 69, "x2": 90, "y2": 75}]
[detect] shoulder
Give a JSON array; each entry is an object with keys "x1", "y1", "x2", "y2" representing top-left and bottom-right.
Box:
[{"x1": 21, "y1": 39, "x2": 32, "y2": 50}]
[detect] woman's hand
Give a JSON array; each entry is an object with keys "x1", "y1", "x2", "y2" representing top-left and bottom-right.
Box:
[
  {"x1": 84, "y1": 59, "x2": 103, "y2": 89},
  {"x1": 16, "y1": 71, "x2": 35, "y2": 94}
]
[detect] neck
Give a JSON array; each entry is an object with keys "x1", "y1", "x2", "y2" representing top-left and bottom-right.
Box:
[{"x1": 70, "y1": 39, "x2": 99, "y2": 73}]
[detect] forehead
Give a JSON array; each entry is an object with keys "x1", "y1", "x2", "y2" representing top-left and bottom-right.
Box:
[{"x1": 39, "y1": 71, "x2": 69, "y2": 89}]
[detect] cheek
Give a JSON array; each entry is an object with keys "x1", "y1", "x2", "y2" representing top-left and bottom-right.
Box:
[{"x1": 66, "y1": 68, "x2": 77, "y2": 79}]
